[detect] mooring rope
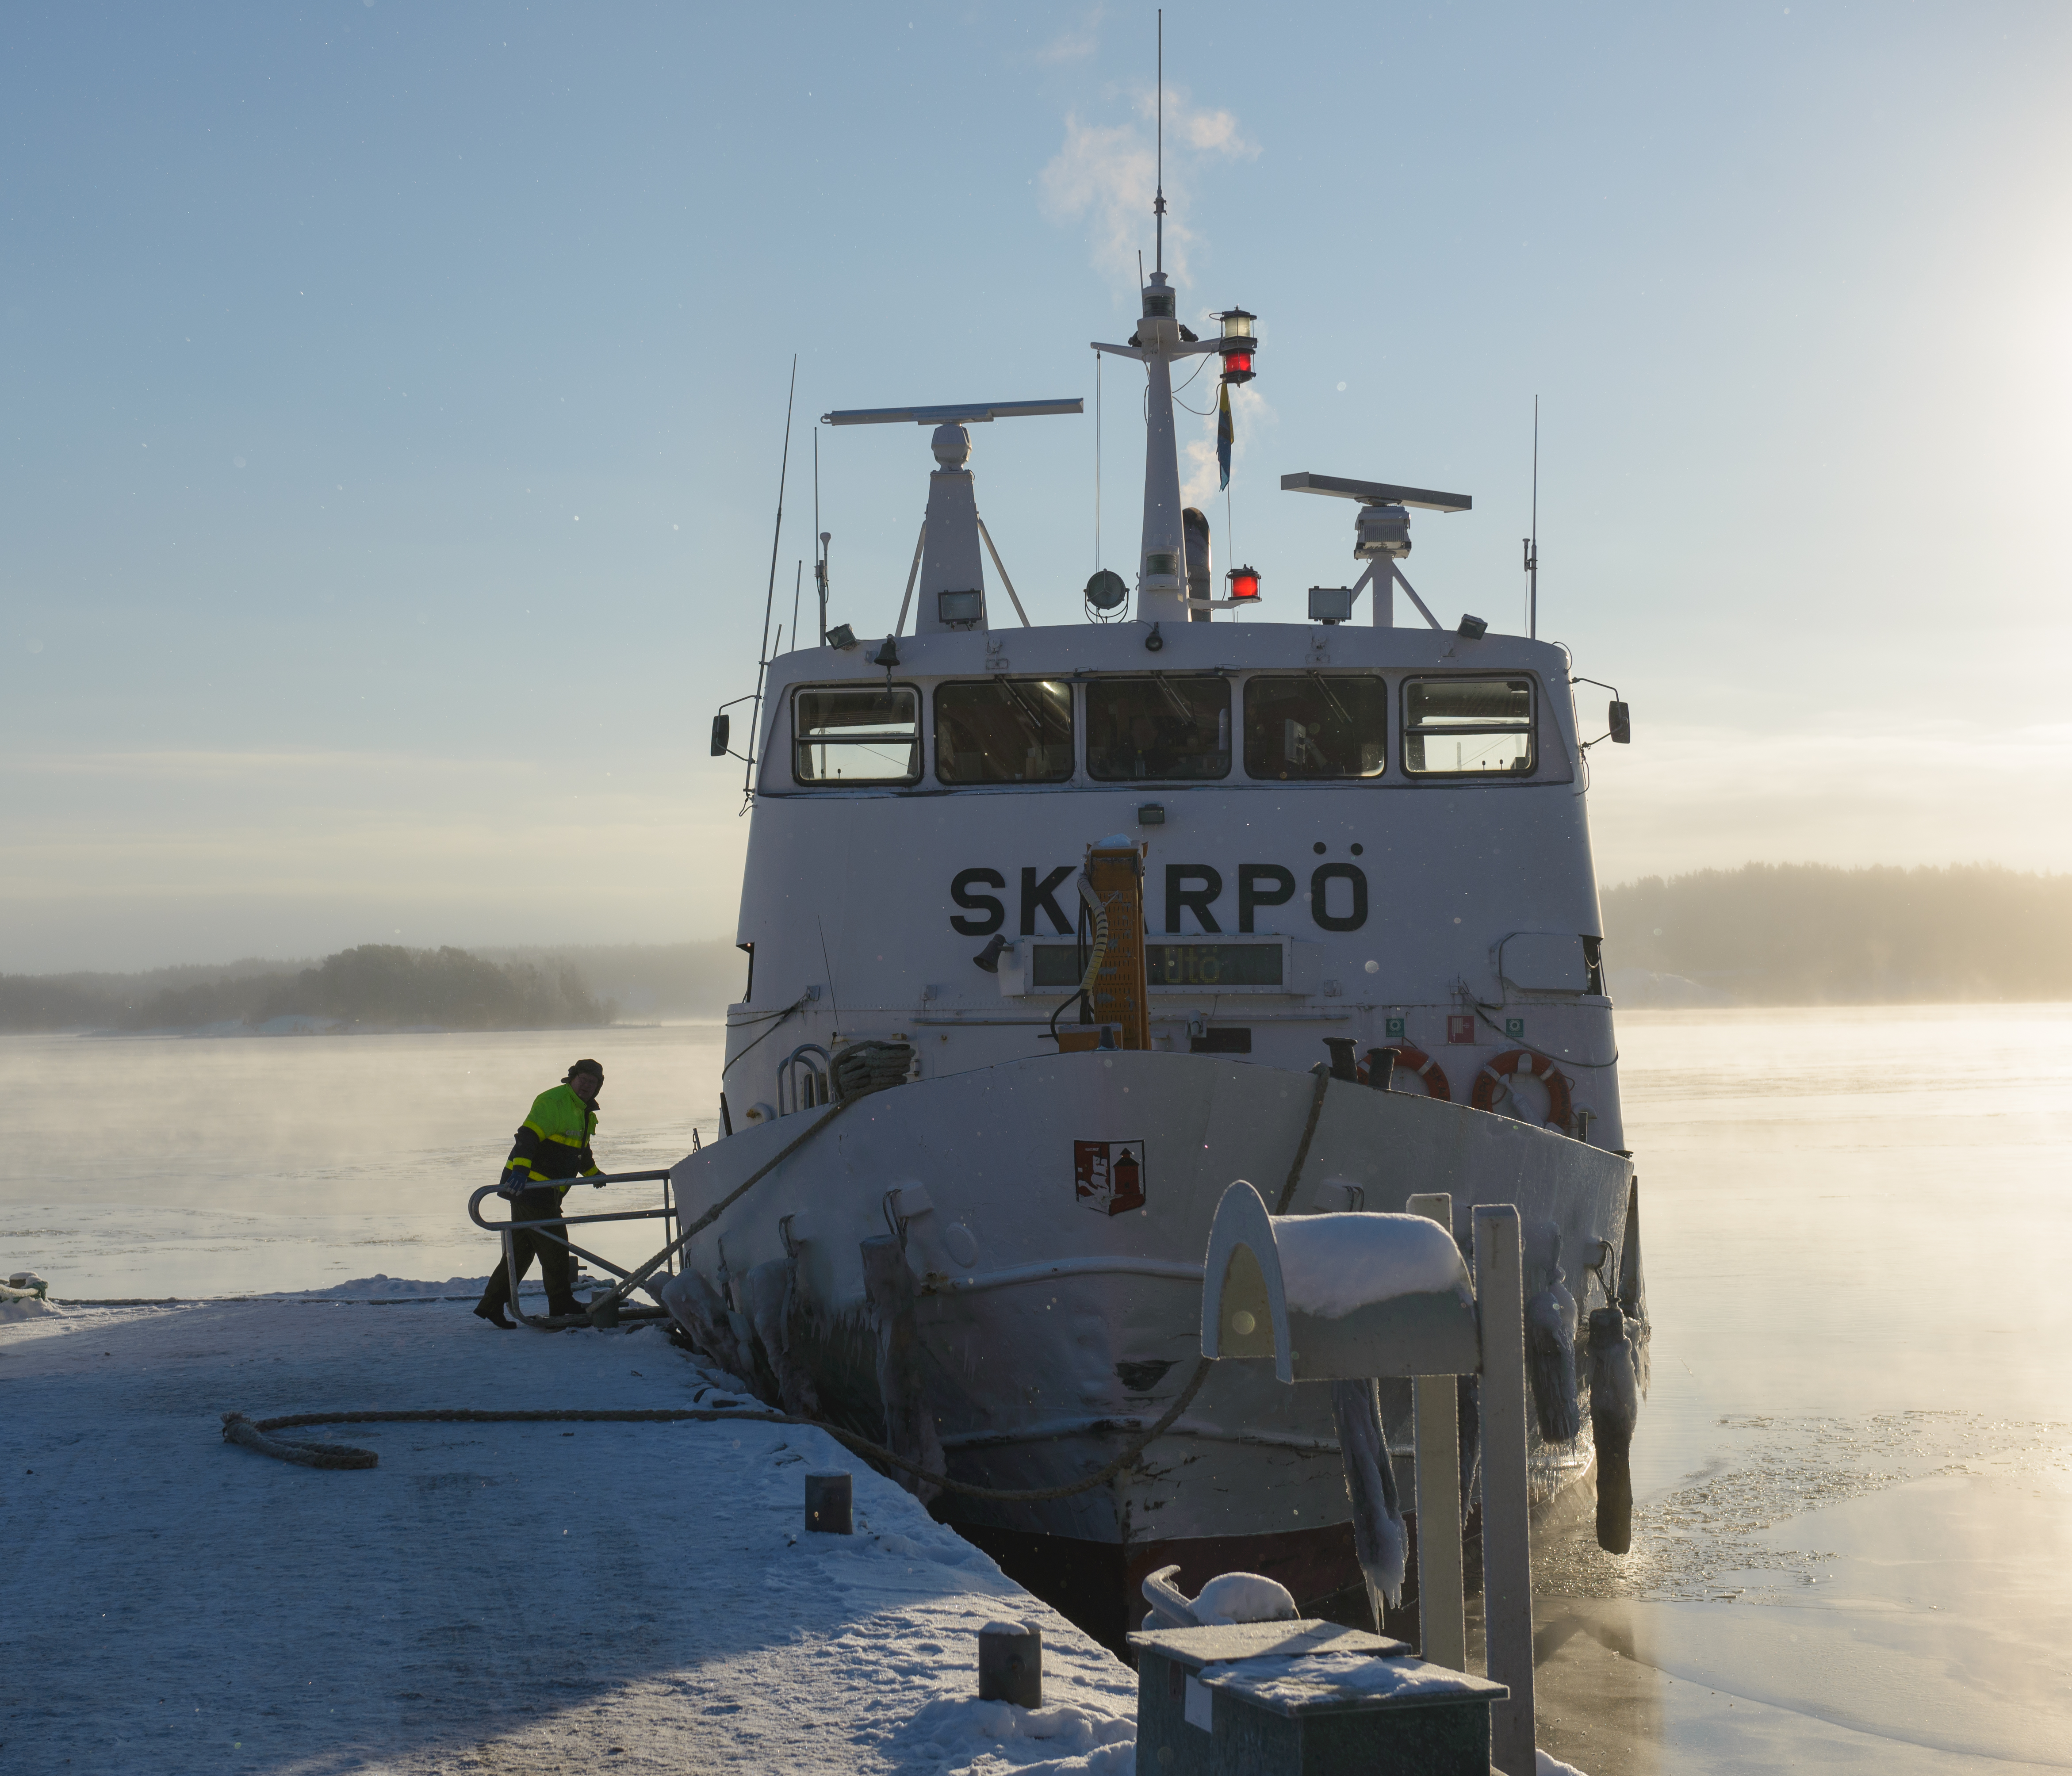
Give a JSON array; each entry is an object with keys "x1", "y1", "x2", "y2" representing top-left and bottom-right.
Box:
[
  {"x1": 1274, "y1": 1064, "x2": 1333, "y2": 1214},
  {"x1": 585, "y1": 1090, "x2": 861, "y2": 1317},
  {"x1": 222, "y1": 1358, "x2": 1212, "y2": 1501}
]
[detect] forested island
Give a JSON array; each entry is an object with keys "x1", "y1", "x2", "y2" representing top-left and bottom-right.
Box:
[{"x1": 0, "y1": 945, "x2": 613, "y2": 1034}]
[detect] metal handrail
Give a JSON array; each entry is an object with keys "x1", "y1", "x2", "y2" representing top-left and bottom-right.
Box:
[
  {"x1": 467, "y1": 1169, "x2": 680, "y2": 1330},
  {"x1": 777, "y1": 1043, "x2": 832, "y2": 1116}
]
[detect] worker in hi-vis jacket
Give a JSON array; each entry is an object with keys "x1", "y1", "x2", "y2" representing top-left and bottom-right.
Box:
[{"x1": 474, "y1": 1059, "x2": 607, "y2": 1328}]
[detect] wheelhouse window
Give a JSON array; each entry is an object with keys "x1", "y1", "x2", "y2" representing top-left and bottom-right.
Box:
[
  {"x1": 1402, "y1": 677, "x2": 1536, "y2": 776},
  {"x1": 935, "y1": 679, "x2": 1074, "y2": 785},
  {"x1": 791, "y1": 685, "x2": 920, "y2": 785},
  {"x1": 1086, "y1": 676, "x2": 1231, "y2": 781},
  {"x1": 1243, "y1": 674, "x2": 1386, "y2": 780}
]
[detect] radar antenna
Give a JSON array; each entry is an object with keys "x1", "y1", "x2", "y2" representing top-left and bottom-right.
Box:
[{"x1": 821, "y1": 396, "x2": 1082, "y2": 636}]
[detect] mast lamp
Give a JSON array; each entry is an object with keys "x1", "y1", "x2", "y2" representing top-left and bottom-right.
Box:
[
  {"x1": 1215, "y1": 308, "x2": 1257, "y2": 385},
  {"x1": 1228, "y1": 566, "x2": 1262, "y2": 602}
]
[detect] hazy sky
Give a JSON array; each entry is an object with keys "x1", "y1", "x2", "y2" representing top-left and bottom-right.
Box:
[{"x1": 4, "y1": 2, "x2": 2068, "y2": 972}]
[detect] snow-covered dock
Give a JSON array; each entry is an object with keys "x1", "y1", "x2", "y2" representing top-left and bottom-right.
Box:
[{"x1": 2, "y1": 1283, "x2": 1137, "y2": 1773}]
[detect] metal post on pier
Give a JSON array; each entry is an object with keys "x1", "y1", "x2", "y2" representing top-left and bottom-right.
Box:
[{"x1": 1407, "y1": 1191, "x2": 1467, "y2": 1671}]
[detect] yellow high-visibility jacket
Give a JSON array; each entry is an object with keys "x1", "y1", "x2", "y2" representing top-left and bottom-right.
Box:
[{"x1": 502, "y1": 1084, "x2": 599, "y2": 1195}]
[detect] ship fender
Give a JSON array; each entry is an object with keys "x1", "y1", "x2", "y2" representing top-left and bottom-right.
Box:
[
  {"x1": 664, "y1": 1268, "x2": 758, "y2": 1390},
  {"x1": 1523, "y1": 1225, "x2": 1582, "y2": 1446},
  {"x1": 1359, "y1": 1044, "x2": 1451, "y2": 1101},
  {"x1": 739, "y1": 1256, "x2": 822, "y2": 1420},
  {"x1": 1587, "y1": 1305, "x2": 1642, "y2": 1554},
  {"x1": 860, "y1": 1233, "x2": 946, "y2": 1506},
  {"x1": 1471, "y1": 1048, "x2": 1574, "y2": 1128}
]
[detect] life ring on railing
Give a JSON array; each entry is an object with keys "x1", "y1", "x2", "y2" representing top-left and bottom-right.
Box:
[
  {"x1": 1471, "y1": 1049, "x2": 1574, "y2": 1128},
  {"x1": 1357, "y1": 1044, "x2": 1451, "y2": 1102}
]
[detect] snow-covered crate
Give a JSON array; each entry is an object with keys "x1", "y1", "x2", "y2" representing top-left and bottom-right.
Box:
[{"x1": 1129, "y1": 1619, "x2": 1506, "y2": 1775}]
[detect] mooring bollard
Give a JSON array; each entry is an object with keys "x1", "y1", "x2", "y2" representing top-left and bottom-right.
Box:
[
  {"x1": 977, "y1": 1620, "x2": 1042, "y2": 1707},
  {"x1": 804, "y1": 1470, "x2": 853, "y2": 1535}
]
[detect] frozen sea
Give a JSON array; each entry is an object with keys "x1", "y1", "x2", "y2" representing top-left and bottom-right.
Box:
[{"x1": 5, "y1": 1005, "x2": 2071, "y2": 1772}]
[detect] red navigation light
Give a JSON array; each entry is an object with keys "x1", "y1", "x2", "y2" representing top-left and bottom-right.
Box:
[
  {"x1": 1228, "y1": 565, "x2": 1262, "y2": 602},
  {"x1": 1215, "y1": 307, "x2": 1258, "y2": 385}
]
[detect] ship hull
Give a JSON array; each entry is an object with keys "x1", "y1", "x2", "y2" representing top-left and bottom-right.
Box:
[{"x1": 663, "y1": 1050, "x2": 1633, "y2": 1646}]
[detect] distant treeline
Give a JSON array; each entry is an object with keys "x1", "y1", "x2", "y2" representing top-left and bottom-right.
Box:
[
  {"x1": 1601, "y1": 864, "x2": 2072, "y2": 1005},
  {"x1": 0, "y1": 945, "x2": 614, "y2": 1034}
]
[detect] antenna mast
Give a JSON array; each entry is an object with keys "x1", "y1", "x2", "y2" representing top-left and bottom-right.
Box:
[
  {"x1": 813, "y1": 429, "x2": 829, "y2": 645},
  {"x1": 1154, "y1": 10, "x2": 1165, "y2": 274},
  {"x1": 1524, "y1": 395, "x2": 1540, "y2": 639},
  {"x1": 746, "y1": 357, "x2": 797, "y2": 800}
]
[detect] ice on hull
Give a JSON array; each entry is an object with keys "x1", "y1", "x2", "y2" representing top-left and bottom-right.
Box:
[{"x1": 664, "y1": 1050, "x2": 1633, "y2": 1646}]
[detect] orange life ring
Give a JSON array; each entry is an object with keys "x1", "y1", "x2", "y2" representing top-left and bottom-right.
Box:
[
  {"x1": 1358, "y1": 1044, "x2": 1451, "y2": 1102},
  {"x1": 1471, "y1": 1048, "x2": 1574, "y2": 1127}
]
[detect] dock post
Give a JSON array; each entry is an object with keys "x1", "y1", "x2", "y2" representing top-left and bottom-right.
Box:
[
  {"x1": 1474, "y1": 1204, "x2": 1535, "y2": 1776},
  {"x1": 804, "y1": 1471, "x2": 852, "y2": 1535},
  {"x1": 1406, "y1": 1191, "x2": 1466, "y2": 1671},
  {"x1": 977, "y1": 1621, "x2": 1042, "y2": 1707}
]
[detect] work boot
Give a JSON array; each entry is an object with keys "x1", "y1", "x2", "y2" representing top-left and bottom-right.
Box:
[
  {"x1": 474, "y1": 1301, "x2": 515, "y2": 1330},
  {"x1": 547, "y1": 1298, "x2": 586, "y2": 1322}
]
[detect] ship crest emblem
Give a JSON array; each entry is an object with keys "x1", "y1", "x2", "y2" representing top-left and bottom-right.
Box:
[{"x1": 1074, "y1": 1140, "x2": 1146, "y2": 1217}]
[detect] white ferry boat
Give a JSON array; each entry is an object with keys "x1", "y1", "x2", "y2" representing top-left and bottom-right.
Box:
[{"x1": 661, "y1": 217, "x2": 1645, "y2": 1650}]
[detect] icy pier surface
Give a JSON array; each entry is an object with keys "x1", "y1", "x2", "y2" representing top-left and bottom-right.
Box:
[{"x1": 2, "y1": 1288, "x2": 1135, "y2": 1773}]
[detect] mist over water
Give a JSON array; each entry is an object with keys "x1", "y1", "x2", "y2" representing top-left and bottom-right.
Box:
[
  {"x1": 5, "y1": 1006, "x2": 2069, "y2": 1768},
  {"x1": 0, "y1": 1023, "x2": 725, "y2": 1299}
]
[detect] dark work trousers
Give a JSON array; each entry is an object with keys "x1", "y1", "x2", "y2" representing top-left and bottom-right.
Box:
[{"x1": 477, "y1": 1186, "x2": 577, "y2": 1314}]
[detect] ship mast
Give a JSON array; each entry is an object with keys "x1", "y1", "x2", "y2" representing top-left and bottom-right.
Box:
[{"x1": 1091, "y1": 14, "x2": 1256, "y2": 624}]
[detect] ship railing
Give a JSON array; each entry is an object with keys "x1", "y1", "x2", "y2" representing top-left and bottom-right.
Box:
[
  {"x1": 777, "y1": 1043, "x2": 834, "y2": 1116},
  {"x1": 466, "y1": 1168, "x2": 679, "y2": 1330}
]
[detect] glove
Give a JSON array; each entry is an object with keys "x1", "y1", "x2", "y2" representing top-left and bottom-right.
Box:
[
  {"x1": 496, "y1": 1177, "x2": 524, "y2": 1200},
  {"x1": 590, "y1": 1175, "x2": 607, "y2": 1189}
]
